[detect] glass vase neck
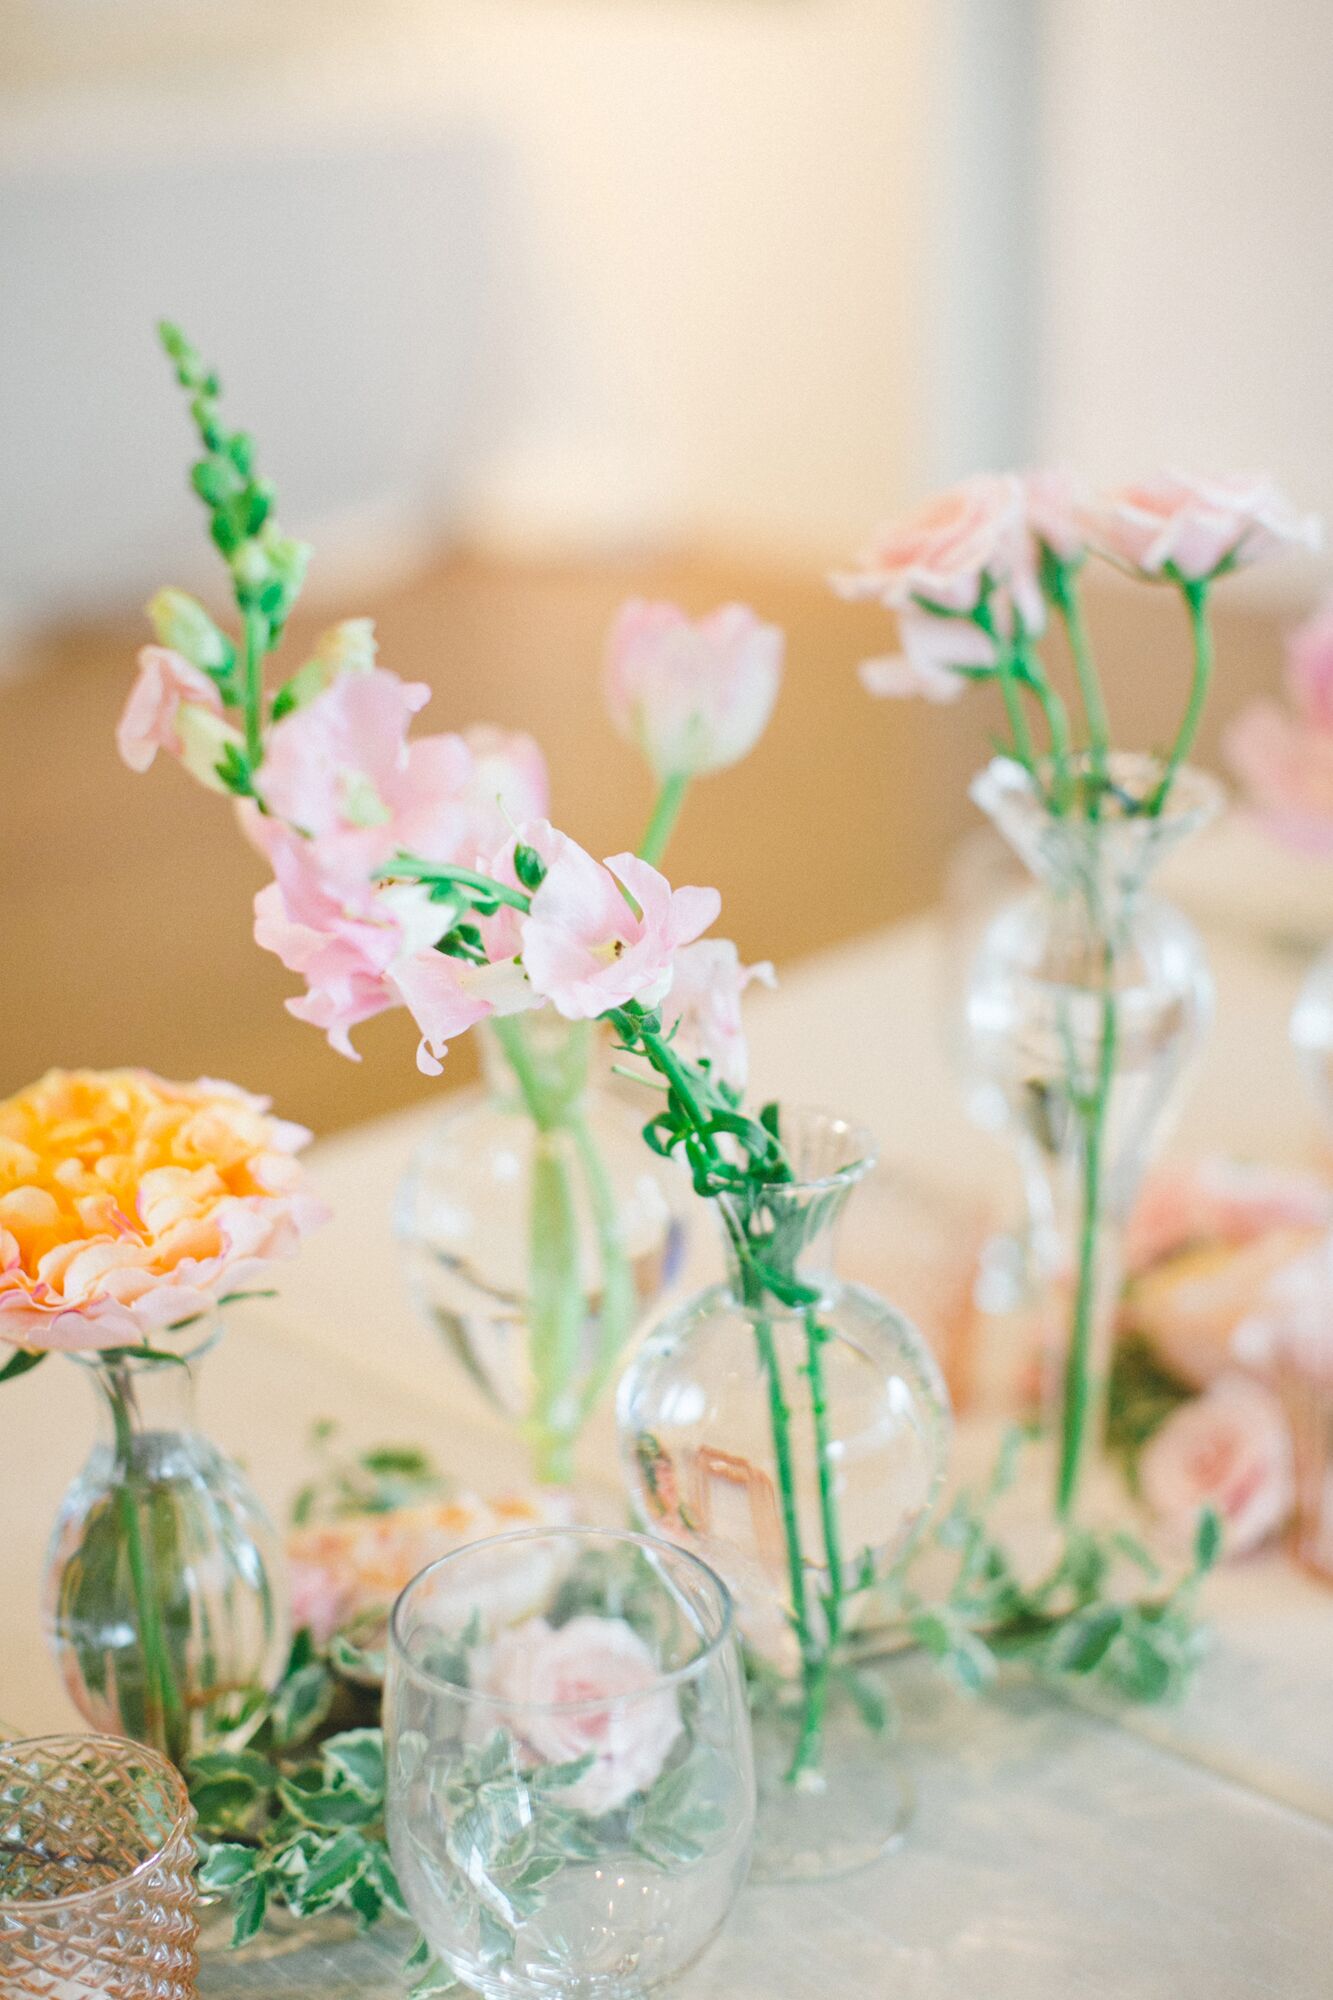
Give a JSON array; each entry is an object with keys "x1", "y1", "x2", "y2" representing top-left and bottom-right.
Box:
[
  {"x1": 717, "y1": 1109, "x2": 875, "y2": 1308},
  {"x1": 971, "y1": 753, "x2": 1223, "y2": 909},
  {"x1": 80, "y1": 1316, "x2": 219, "y2": 1450},
  {"x1": 479, "y1": 1015, "x2": 596, "y2": 1127}
]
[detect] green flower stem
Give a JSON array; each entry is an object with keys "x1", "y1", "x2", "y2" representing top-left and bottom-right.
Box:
[
  {"x1": 638, "y1": 773, "x2": 691, "y2": 869},
  {"x1": 1053, "y1": 566, "x2": 1110, "y2": 807},
  {"x1": 570, "y1": 1107, "x2": 639, "y2": 1420},
  {"x1": 1058, "y1": 977, "x2": 1119, "y2": 1521},
  {"x1": 1148, "y1": 579, "x2": 1212, "y2": 815},
  {"x1": 107, "y1": 1370, "x2": 189, "y2": 1765},
  {"x1": 803, "y1": 1309, "x2": 844, "y2": 1650},
  {"x1": 242, "y1": 606, "x2": 266, "y2": 769},
  {"x1": 526, "y1": 1142, "x2": 582, "y2": 1487}
]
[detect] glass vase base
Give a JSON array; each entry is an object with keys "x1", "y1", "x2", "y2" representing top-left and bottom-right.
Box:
[{"x1": 749, "y1": 1707, "x2": 913, "y2": 1883}]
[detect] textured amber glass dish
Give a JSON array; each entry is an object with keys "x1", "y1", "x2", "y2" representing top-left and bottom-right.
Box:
[{"x1": 0, "y1": 1733, "x2": 199, "y2": 1999}]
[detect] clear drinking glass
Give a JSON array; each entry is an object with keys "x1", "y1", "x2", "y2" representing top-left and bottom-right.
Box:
[
  {"x1": 616, "y1": 1109, "x2": 951, "y2": 1881},
  {"x1": 397, "y1": 1018, "x2": 688, "y2": 1487},
  {"x1": 385, "y1": 1526, "x2": 754, "y2": 1999},
  {"x1": 43, "y1": 1316, "x2": 289, "y2": 1765},
  {"x1": 963, "y1": 753, "x2": 1221, "y2": 1517},
  {"x1": 0, "y1": 1733, "x2": 199, "y2": 1999}
]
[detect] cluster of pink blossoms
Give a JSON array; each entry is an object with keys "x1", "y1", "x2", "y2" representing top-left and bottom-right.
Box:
[
  {"x1": 836, "y1": 470, "x2": 1319, "y2": 705},
  {"x1": 118, "y1": 600, "x2": 782, "y2": 1077}
]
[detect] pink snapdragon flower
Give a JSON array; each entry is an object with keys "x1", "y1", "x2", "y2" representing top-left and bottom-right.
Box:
[
  {"x1": 833, "y1": 474, "x2": 1045, "y2": 634},
  {"x1": 604, "y1": 600, "x2": 782, "y2": 779},
  {"x1": 521, "y1": 843, "x2": 720, "y2": 1020},
  {"x1": 479, "y1": 1615, "x2": 682, "y2": 1815},
  {"x1": 660, "y1": 939, "x2": 775, "y2": 1092},
  {"x1": 458, "y1": 726, "x2": 551, "y2": 856},
  {"x1": 117, "y1": 646, "x2": 243, "y2": 792},
  {"x1": 393, "y1": 953, "x2": 536, "y2": 1077},
  {"x1": 1080, "y1": 473, "x2": 1320, "y2": 582},
  {"x1": 1139, "y1": 1376, "x2": 1294, "y2": 1557}
]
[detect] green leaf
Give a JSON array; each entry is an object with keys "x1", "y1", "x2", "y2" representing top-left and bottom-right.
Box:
[
  {"x1": 321, "y1": 1729, "x2": 385, "y2": 1805},
  {"x1": 270, "y1": 1660, "x2": 335, "y2": 1748},
  {"x1": 530, "y1": 1752, "x2": 594, "y2": 1794},
  {"x1": 197, "y1": 1842, "x2": 259, "y2": 1891},
  {"x1": 0, "y1": 1347, "x2": 46, "y2": 1386},
  {"x1": 364, "y1": 1842, "x2": 411, "y2": 1919},
  {"x1": 190, "y1": 1776, "x2": 265, "y2": 1831},
  {"x1": 328, "y1": 1631, "x2": 387, "y2": 1683},
  {"x1": 277, "y1": 1777, "x2": 377, "y2": 1832},
  {"x1": 1050, "y1": 1604, "x2": 1124, "y2": 1675},
  {"x1": 477, "y1": 1907, "x2": 514, "y2": 1968},
  {"x1": 1194, "y1": 1505, "x2": 1222, "y2": 1573},
  {"x1": 286, "y1": 1830, "x2": 370, "y2": 1915},
  {"x1": 230, "y1": 1872, "x2": 269, "y2": 1947}
]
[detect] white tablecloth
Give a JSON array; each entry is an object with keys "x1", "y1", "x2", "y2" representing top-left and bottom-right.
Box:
[{"x1": 4, "y1": 912, "x2": 1332, "y2": 1997}]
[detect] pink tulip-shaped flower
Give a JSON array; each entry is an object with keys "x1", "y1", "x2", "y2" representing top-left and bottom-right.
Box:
[
  {"x1": 660, "y1": 939, "x2": 775, "y2": 1092},
  {"x1": 117, "y1": 645, "x2": 243, "y2": 792},
  {"x1": 1284, "y1": 597, "x2": 1333, "y2": 729},
  {"x1": 1023, "y1": 469, "x2": 1086, "y2": 565},
  {"x1": 521, "y1": 842, "x2": 720, "y2": 1020},
  {"x1": 604, "y1": 600, "x2": 782, "y2": 779},
  {"x1": 1139, "y1": 1375, "x2": 1294, "y2": 1557},
  {"x1": 833, "y1": 473, "x2": 1045, "y2": 635},
  {"x1": 1080, "y1": 472, "x2": 1320, "y2": 582},
  {"x1": 1226, "y1": 702, "x2": 1333, "y2": 855}
]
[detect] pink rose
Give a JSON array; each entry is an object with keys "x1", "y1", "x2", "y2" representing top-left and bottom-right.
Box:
[
  {"x1": 1284, "y1": 597, "x2": 1333, "y2": 730},
  {"x1": 520, "y1": 843, "x2": 720, "y2": 1021},
  {"x1": 604, "y1": 600, "x2": 782, "y2": 779},
  {"x1": 117, "y1": 645, "x2": 242, "y2": 792},
  {"x1": 858, "y1": 605, "x2": 997, "y2": 704},
  {"x1": 1126, "y1": 1158, "x2": 1333, "y2": 1273},
  {"x1": 479, "y1": 1615, "x2": 682, "y2": 1814},
  {"x1": 1023, "y1": 470, "x2": 1086, "y2": 565},
  {"x1": 1139, "y1": 1376, "x2": 1294, "y2": 1557},
  {"x1": 1225, "y1": 702, "x2": 1333, "y2": 855},
  {"x1": 1234, "y1": 1234, "x2": 1333, "y2": 1386},
  {"x1": 833, "y1": 474, "x2": 1044, "y2": 635},
  {"x1": 1080, "y1": 473, "x2": 1320, "y2": 582},
  {"x1": 659, "y1": 939, "x2": 775, "y2": 1093}
]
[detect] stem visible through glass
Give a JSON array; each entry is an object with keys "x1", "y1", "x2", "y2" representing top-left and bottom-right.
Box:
[
  {"x1": 1057, "y1": 966, "x2": 1119, "y2": 1521},
  {"x1": 105, "y1": 1365, "x2": 189, "y2": 1765}
]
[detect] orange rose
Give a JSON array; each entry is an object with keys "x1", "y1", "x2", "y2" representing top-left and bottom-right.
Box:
[{"x1": 0, "y1": 1069, "x2": 325, "y2": 1353}]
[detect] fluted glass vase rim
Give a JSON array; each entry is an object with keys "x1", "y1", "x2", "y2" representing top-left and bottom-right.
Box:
[
  {"x1": 737, "y1": 1106, "x2": 878, "y2": 1197},
  {"x1": 0, "y1": 1732, "x2": 194, "y2": 1916},
  {"x1": 389, "y1": 1525, "x2": 735, "y2": 1712},
  {"x1": 971, "y1": 750, "x2": 1226, "y2": 837}
]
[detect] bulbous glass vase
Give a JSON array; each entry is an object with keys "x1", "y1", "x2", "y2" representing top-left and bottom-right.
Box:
[
  {"x1": 397, "y1": 1016, "x2": 687, "y2": 1488},
  {"x1": 617, "y1": 1110, "x2": 950, "y2": 1882},
  {"x1": 44, "y1": 1319, "x2": 289, "y2": 1767},
  {"x1": 962, "y1": 753, "x2": 1222, "y2": 1518}
]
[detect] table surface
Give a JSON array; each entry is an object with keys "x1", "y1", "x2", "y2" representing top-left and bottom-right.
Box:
[{"x1": 4, "y1": 907, "x2": 1333, "y2": 1997}]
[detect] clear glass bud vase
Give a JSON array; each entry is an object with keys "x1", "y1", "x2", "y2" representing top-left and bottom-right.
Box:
[
  {"x1": 964, "y1": 753, "x2": 1222, "y2": 1519},
  {"x1": 397, "y1": 1016, "x2": 688, "y2": 1488},
  {"x1": 44, "y1": 1318, "x2": 289, "y2": 1767},
  {"x1": 616, "y1": 1110, "x2": 950, "y2": 1882}
]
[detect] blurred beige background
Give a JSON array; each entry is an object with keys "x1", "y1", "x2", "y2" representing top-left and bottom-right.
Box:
[{"x1": 2, "y1": 0, "x2": 1331, "y2": 1134}]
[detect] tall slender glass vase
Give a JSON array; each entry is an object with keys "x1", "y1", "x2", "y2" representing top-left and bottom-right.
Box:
[
  {"x1": 44, "y1": 1318, "x2": 289, "y2": 1766},
  {"x1": 963, "y1": 753, "x2": 1222, "y2": 1519},
  {"x1": 397, "y1": 1016, "x2": 687, "y2": 1488},
  {"x1": 617, "y1": 1110, "x2": 950, "y2": 1880}
]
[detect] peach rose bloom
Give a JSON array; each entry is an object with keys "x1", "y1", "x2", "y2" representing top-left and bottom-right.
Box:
[
  {"x1": 480, "y1": 1615, "x2": 682, "y2": 1815},
  {"x1": 1139, "y1": 1376, "x2": 1294, "y2": 1557},
  {"x1": 0, "y1": 1069, "x2": 325, "y2": 1352},
  {"x1": 833, "y1": 473, "x2": 1044, "y2": 633},
  {"x1": 287, "y1": 1491, "x2": 569, "y2": 1644}
]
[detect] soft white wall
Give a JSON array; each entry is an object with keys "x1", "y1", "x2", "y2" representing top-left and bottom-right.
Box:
[
  {"x1": 1040, "y1": 0, "x2": 1333, "y2": 591},
  {"x1": 1, "y1": 0, "x2": 1021, "y2": 638}
]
